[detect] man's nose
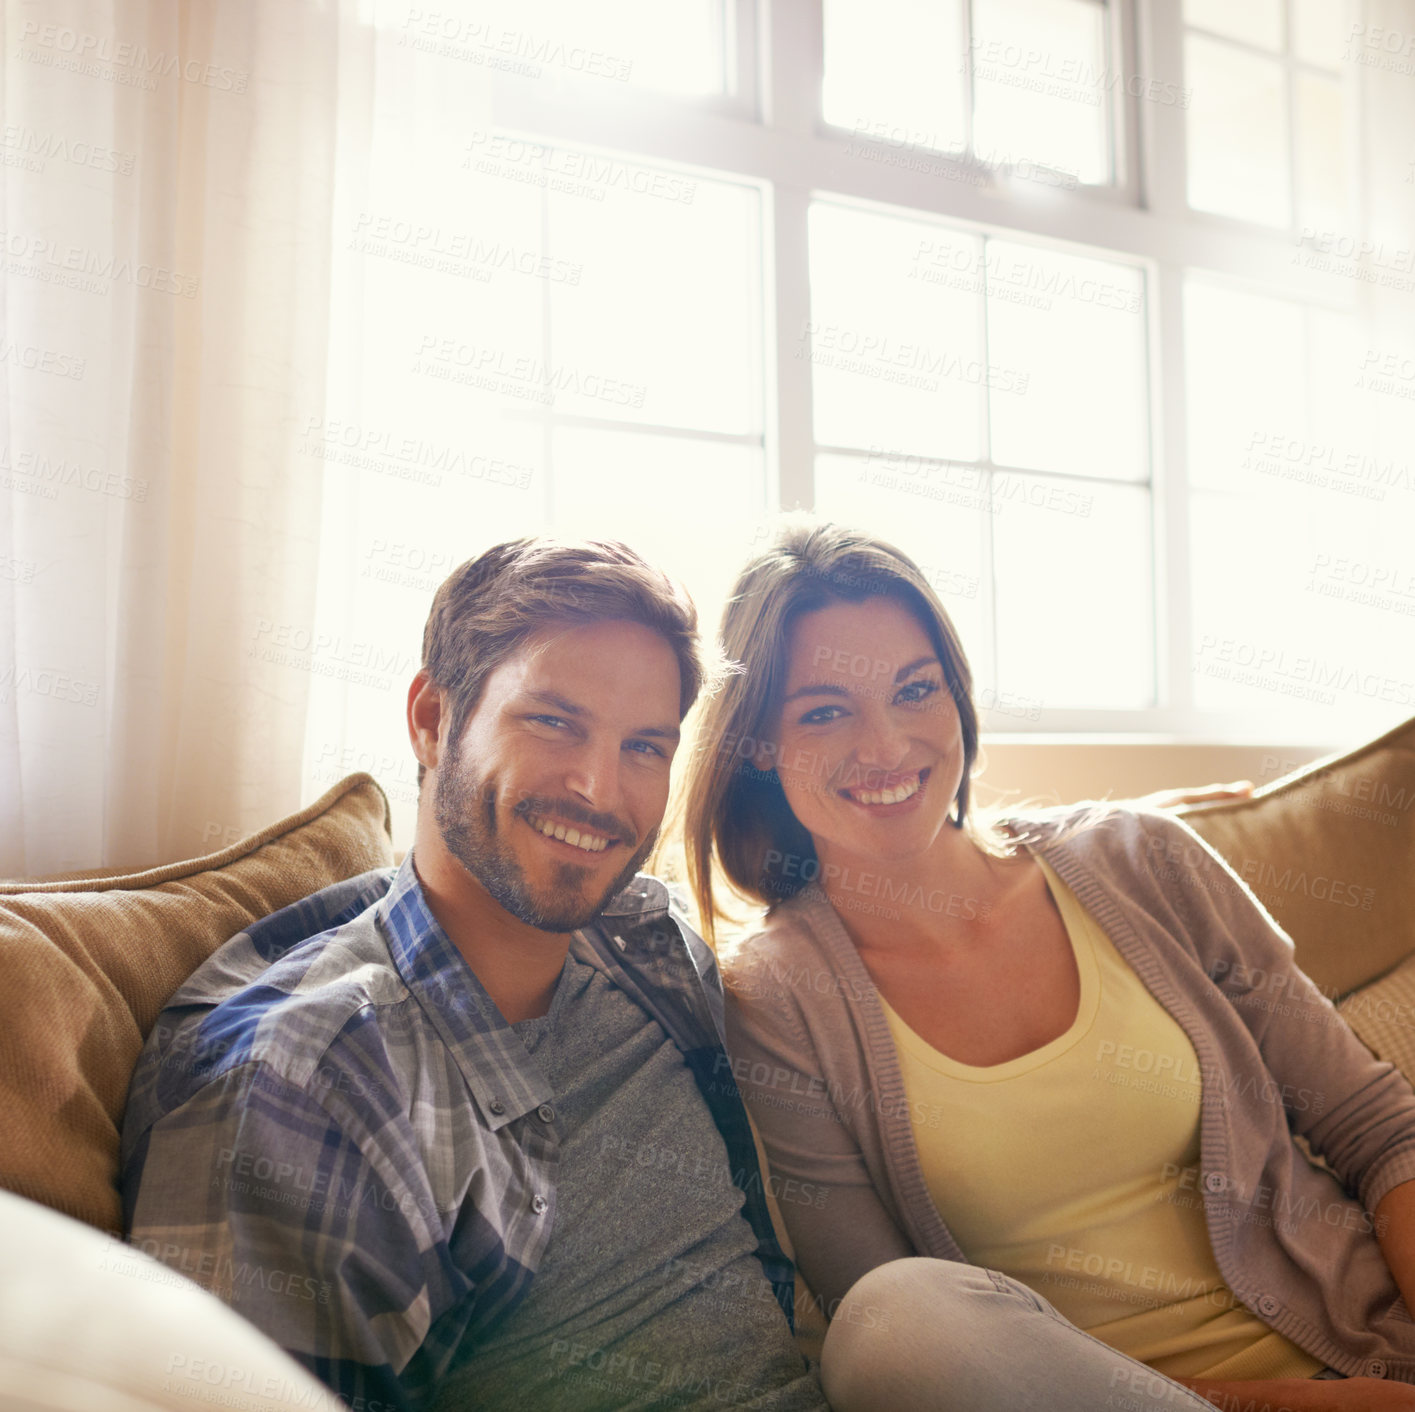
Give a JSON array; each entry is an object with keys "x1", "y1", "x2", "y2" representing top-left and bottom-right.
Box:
[{"x1": 562, "y1": 738, "x2": 623, "y2": 812}]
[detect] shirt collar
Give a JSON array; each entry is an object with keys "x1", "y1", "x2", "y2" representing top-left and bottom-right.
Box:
[
  {"x1": 598, "y1": 872, "x2": 671, "y2": 920},
  {"x1": 377, "y1": 853, "x2": 554, "y2": 1131}
]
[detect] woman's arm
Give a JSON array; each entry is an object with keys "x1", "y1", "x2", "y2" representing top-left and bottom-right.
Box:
[
  {"x1": 1136, "y1": 809, "x2": 1415, "y2": 1212},
  {"x1": 723, "y1": 946, "x2": 916, "y2": 1317}
]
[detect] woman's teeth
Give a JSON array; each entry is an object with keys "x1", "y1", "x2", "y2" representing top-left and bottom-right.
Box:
[
  {"x1": 850, "y1": 775, "x2": 920, "y2": 807},
  {"x1": 527, "y1": 815, "x2": 611, "y2": 853}
]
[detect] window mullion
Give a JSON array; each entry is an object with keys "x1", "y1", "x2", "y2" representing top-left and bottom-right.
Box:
[
  {"x1": 764, "y1": 0, "x2": 822, "y2": 512},
  {"x1": 771, "y1": 185, "x2": 815, "y2": 513},
  {"x1": 1140, "y1": 0, "x2": 1188, "y2": 218},
  {"x1": 1111, "y1": 0, "x2": 1143, "y2": 199},
  {"x1": 763, "y1": 0, "x2": 821, "y2": 135},
  {"x1": 961, "y1": 0, "x2": 976, "y2": 156},
  {"x1": 1155, "y1": 263, "x2": 1193, "y2": 722}
]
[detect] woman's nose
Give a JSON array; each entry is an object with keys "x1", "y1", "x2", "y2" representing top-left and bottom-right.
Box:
[{"x1": 852, "y1": 708, "x2": 909, "y2": 771}]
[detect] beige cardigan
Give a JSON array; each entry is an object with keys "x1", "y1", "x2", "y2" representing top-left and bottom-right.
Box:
[{"x1": 722, "y1": 804, "x2": 1415, "y2": 1381}]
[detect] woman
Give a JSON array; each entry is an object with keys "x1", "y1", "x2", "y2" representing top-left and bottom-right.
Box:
[{"x1": 683, "y1": 519, "x2": 1415, "y2": 1412}]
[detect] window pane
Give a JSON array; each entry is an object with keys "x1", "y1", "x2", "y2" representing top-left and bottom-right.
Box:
[
  {"x1": 809, "y1": 202, "x2": 986, "y2": 462},
  {"x1": 1184, "y1": 280, "x2": 1306, "y2": 492},
  {"x1": 1294, "y1": 72, "x2": 1348, "y2": 233},
  {"x1": 985, "y1": 240, "x2": 1148, "y2": 481},
  {"x1": 1189, "y1": 488, "x2": 1415, "y2": 738},
  {"x1": 547, "y1": 160, "x2": 762, "y2": 433},
  {"x1": 1190, "y1": 489, "x2": 1314, "y2": 715},
  {"x1": 1182, "y1": 0, "x2": 1282, "y2": 51},
  {"x1": 814, "y1": 450, "x2": 992, "y2": 681},
  {"x1": 550, "y1": 426, "x2": 765, "y2": 598},
  {"x1": 391, "y1": 0, "x2": 726, "y2": 97},
  {"x1": 1185, "y1": 37, "x2": 1290, "y2": 225},
  {"x1": 971, "y1": 0, "x2": 1111, "y2": 185},
  {"x1": 1291, "y1": 0, "x2": 1346, "y2": 68},
  {"x1": 1186, "y1": 279, "x2": 1413, "y2": 738},
  {"x1": 822, "y1": 0, "x2": 968, "y2": 153},
  {"x1": 993, "y1": 480, "x2": 1153, "y2": 709}
]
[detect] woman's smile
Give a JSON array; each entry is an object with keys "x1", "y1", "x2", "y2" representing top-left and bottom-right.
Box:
[{"x1": 838, "y1": 765, "x2": 932, "y2": 812}]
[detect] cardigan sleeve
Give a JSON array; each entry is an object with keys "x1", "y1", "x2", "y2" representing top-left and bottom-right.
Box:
[
  {"x1": 723, "y1": 940, "x2": 915, "y2": 1320},
  {"x1": 1133, "y1": 808, "x2": 1415, "y2": 1214}
]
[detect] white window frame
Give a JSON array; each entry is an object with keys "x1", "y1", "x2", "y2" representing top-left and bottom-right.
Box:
[{"x1": 474, "y1": 0, "x2": 1369, "y2": 740}]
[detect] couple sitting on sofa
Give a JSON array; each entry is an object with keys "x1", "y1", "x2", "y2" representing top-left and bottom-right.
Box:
[{"x1": 120, "y1": 523, "x2": 1415, "y2": 1412}]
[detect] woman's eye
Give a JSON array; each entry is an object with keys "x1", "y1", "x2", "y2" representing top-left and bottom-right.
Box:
[
  {"x1": 897, "y1": 679, "x2": 940, "y2": 705},
  {"x1": 529, "y1": 714, "x2": 567, "y2": 729},
  {"x1": 798, "y1": 704, "x2": 846, "y2": 726}
]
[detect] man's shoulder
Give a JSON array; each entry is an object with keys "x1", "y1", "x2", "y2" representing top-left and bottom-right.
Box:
[{"x1": 130, "y1": 873, "x2": 412, "y2": 1132}]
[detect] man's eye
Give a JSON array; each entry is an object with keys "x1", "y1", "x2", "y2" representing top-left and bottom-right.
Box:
[
  {"x1": 626, "y1": 739, "x2": 666, "y2": 758},
  {"x1": 529, "y1": 714, "x2": 567, "y2": 728}
]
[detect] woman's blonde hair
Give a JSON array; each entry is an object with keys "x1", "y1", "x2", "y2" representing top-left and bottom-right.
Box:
[{"x1": 683, "y1": 518, "x2": 992, "y2": 943}]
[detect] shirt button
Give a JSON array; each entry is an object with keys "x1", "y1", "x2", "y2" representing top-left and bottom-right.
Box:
[
  {"x1": 537, "y1": 1104, "x2": 555, "y2": 1123},
  {"x1": 1256, "y1": 1294, "x2": 1280, "y2": 1318},
  {"x1": 1203, "y1": 1172, "x2": 1226, "y2": 1193},
  {"x1": 1368, "y1": 1359, "x2": 1388, "y2": 1378},
  {"x1": 488, "y1": 1098, "x2": 506, "y2": 1116},
  {"x1": 531, "y1": 1194, "x2": 548, "y2": 1214}
]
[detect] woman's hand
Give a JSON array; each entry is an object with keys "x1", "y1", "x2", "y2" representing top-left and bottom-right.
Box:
[{"x1": 1141, "y1": 780, "x2": 1255, "y2": 811}]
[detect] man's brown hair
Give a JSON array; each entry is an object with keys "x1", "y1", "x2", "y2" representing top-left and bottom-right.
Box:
[{"x1": 418, "y1": 538, "x2": 704, "y2": 783}]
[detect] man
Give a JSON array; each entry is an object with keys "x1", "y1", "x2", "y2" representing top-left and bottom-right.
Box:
[{"x1": 121, "y1": 538, "x2": 826, "y2": 1410}]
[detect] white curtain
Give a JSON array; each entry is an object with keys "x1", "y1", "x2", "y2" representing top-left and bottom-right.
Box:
[{"x1": 0, "y1": 0, "x2": 345, "y2": 874}]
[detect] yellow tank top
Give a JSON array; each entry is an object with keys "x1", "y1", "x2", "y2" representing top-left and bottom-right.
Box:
[{"x1": 880, "y1": 853, "x2": 1324, "y2": 1380}]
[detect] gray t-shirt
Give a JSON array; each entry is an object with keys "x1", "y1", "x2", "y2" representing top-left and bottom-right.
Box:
[{"x1": 433, "y1": 952, "x2": 825, "y2": 1411}]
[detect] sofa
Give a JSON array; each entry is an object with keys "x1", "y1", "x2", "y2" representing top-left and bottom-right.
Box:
[{"x1": 2, "y1": 718, "x2": 1414, "y2": 1410}]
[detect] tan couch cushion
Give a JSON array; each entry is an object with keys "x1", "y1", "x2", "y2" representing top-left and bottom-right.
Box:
[
  {"x1": 1339, "y1": 957, "x2": 1415, "y2": 1084},
  {"x1": 1181, "y1": 715, "x2": 1415, "y2": 1000},
  {"x1": 0, "y1": 773, "x2": 394, "y2": 1235}
]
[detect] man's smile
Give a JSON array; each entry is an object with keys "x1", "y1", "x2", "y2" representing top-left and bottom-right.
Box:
[{"x1": 522, "y1": 811, "x2": 616, "y2": 854}]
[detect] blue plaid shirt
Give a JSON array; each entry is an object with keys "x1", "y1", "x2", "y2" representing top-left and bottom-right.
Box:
[{"x1": 120, "y1": 855, "x2": 793, "y2": 1411}]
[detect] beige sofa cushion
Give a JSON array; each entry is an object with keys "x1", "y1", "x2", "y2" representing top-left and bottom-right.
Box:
[
  {"x1": 0, "y1": 773, "x2": 394, "y2": 1235},
  {"x1": 1339, "y1": 957, "x2": 1415, "y2": 1081},
  {"x1": 1181, "y1": 714, "x2": 1415, "y2": 1000}
]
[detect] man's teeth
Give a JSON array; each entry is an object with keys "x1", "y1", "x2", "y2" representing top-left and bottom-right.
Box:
[
  {"x1": 527, "y1": 815, "x2": 611, "y2": 853},
  {"x1": 851, "y1": 776, "x2": 920, "y2": 807}
]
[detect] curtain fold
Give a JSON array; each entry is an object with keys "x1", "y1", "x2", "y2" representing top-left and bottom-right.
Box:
[{"x1": 1, "y1": 0, "x2": 349, "y2": 873}]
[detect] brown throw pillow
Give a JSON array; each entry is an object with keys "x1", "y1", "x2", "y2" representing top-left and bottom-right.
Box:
[
  {"x1": 1181, "y1": 715, "x2": 1415, "y2": 1001},
  {"x1": 0, "y1": 773, "x2": 394, "y2": 1235}
]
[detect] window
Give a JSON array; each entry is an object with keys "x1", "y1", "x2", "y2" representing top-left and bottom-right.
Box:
[
  {"x1": 1182, "y1": 0, "x2": 1351, "y2": 229},
  {"x1": 310, "y1": 0, "x2": 1414, "y2": 835},
  {"x1": 823, "y1": 0, "x2": 1120, "y2": 188}
]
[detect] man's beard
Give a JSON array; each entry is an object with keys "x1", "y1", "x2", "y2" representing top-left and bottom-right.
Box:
[{"x1": 433, "y1": 759, "x2": 658, "y2": 933}]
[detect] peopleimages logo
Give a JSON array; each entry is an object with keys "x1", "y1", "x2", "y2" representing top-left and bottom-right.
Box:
[
  {"x1": 962, "y1": 38, "x2": 1191, "y2": 108},
  {"x1": 16, "y1": 21, "x2": 250, "y2": 91}
]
